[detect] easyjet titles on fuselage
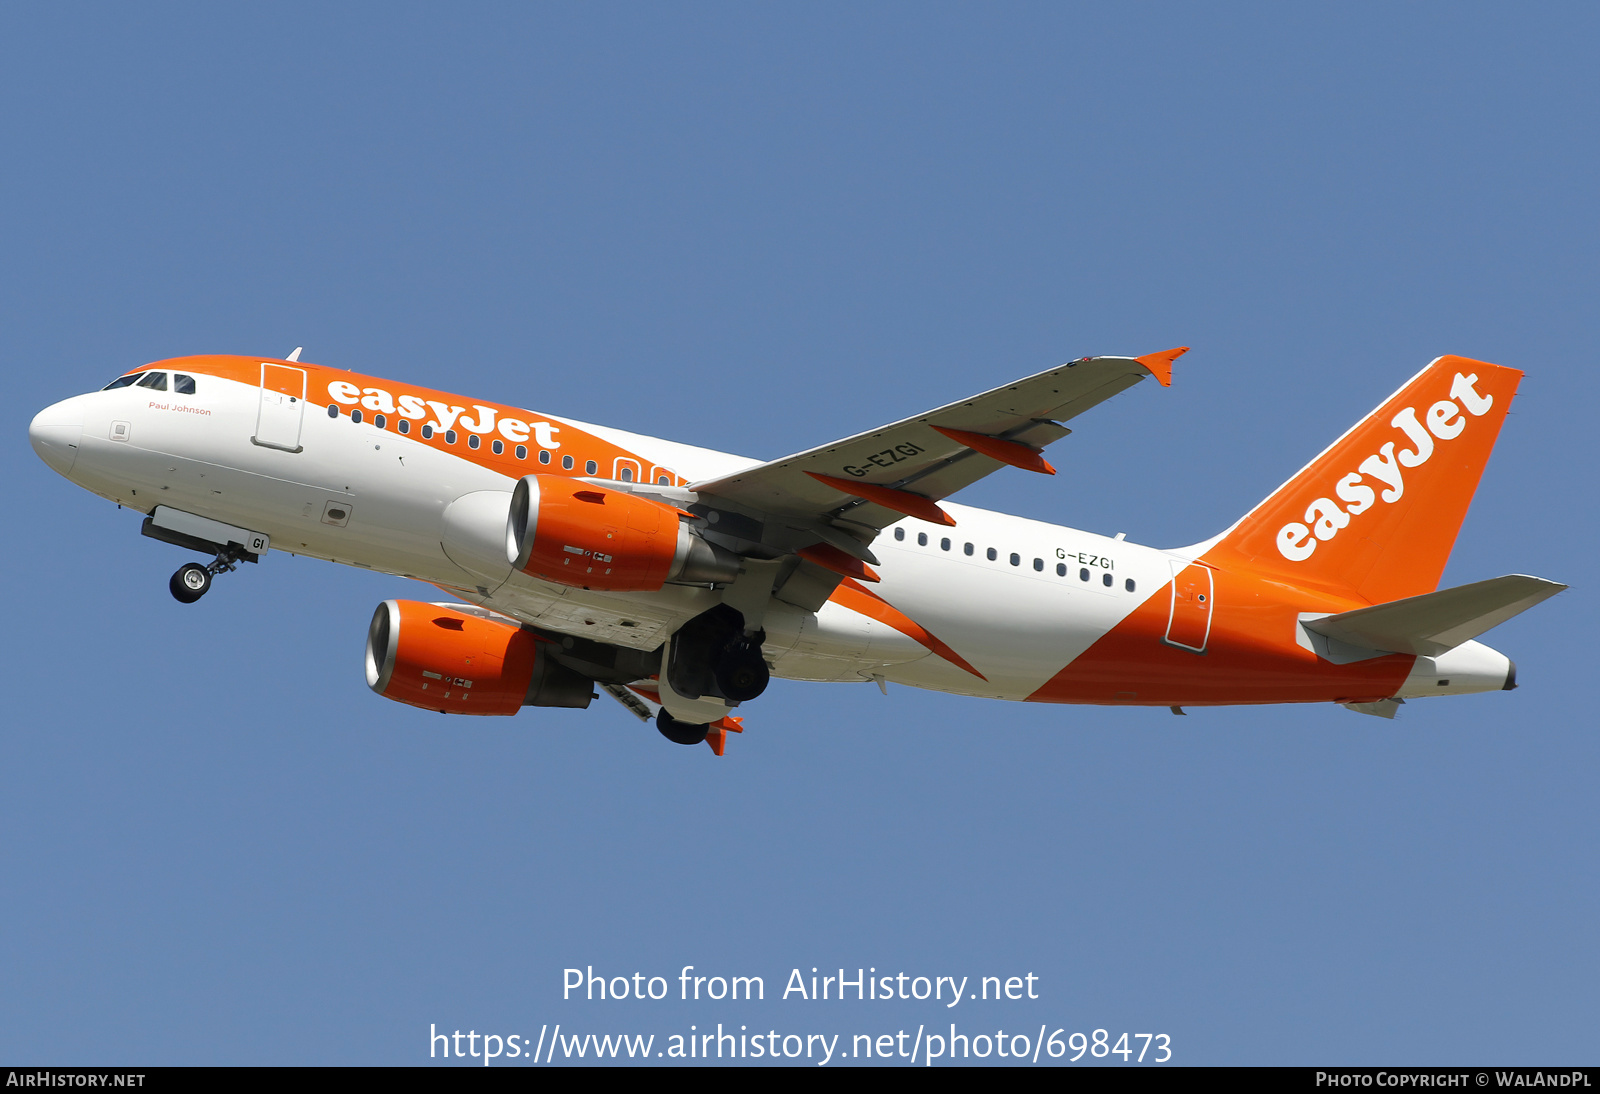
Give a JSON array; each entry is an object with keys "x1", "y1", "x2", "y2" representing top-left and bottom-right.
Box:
[{"x1": 325, "y1": 380, "x2": 564, "y2": 450}]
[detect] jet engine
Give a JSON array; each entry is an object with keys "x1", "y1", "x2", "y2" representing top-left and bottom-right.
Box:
[
  {"x1": 505, "y1": 475, "x2": 737, "y2": 592},
  {"x1": 365, "y1": 600, "x2": 595, "y2": 714}
]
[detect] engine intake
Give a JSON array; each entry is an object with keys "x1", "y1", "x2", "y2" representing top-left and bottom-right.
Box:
[
  {"x1": 365, "y1": 600, "x2": 594, "y2": 714},
  {"x1": 505, "y1": 475, "x2": 737, "y2": 591}
]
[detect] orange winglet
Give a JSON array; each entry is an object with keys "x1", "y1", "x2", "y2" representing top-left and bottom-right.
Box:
[
  {"x1": 1135, "y1": 346, "x2": 1189, "y2": 388},
  {"x1": 704, "y1": 715, "x2": 744, "y2": 756},
  {"x1": 930, "y1": 426, "x2": 1056, "y2": 475},
  {"x1": 797, "y1": 543, "x2": 881, "y2": 583},
  {"x1": 804, "y1": 472, "x2": 956, "y2": 527}
]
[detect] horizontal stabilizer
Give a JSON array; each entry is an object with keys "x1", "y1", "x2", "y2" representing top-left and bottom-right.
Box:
[{"x1": 1305, "y1": 574, "x2": 1566, "y2": 657}]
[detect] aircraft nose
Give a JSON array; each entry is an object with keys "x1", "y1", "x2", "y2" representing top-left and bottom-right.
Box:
[{"x1": 29, "y1": 398, "x2": 85, "y2": 477}]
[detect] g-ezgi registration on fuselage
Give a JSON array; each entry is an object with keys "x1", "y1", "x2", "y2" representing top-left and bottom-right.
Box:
[{"x1": 30, "y1": 347, "x2": 1563, "y2": 753}]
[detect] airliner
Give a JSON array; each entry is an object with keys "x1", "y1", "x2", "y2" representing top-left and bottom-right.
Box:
[{"x1": 28, "y1": 348, "x2": 1563, "y2": 753}]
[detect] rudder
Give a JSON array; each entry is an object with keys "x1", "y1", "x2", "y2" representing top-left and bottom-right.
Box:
[{"x1": 1204, "y1": 356, "x2": 1522, "y2": 604}]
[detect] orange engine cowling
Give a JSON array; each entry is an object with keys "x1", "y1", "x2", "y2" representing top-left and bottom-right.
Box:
[
  {"x1": 505, "y1": 475, "x2": 736, "y2": 592},
  {"x1": 365, "y1": 600, "x2": 594, "y2": 715}
]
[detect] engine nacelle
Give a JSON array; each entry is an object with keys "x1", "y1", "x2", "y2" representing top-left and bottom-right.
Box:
[
  {"x1": 365, "y1": 600, "x2": 594, "y2": 715},
  {"x1": 505, "y1": 475, "x2": 737, "y2": 592}
]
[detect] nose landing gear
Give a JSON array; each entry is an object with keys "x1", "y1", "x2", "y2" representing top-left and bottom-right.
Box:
[
  {"x1": 169, "y1": 563, "x2": 211, "y2": 603},
  {"x1": 167, "y1": 543, "x2": 252, "y2": 604}
]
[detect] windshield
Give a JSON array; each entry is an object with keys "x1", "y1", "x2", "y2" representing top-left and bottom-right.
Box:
[{"x1": 102, "y1": 372, "x2": 145, "y2": 390}]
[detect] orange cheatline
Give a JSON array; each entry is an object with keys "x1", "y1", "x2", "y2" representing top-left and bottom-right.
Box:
[
  {"x1": 797, "y1": 543, "x2": 880, "y2": 583},
  {"x1": 804, "y1": 472, "x2": 956, "y2": 526},
  {"x1": 930, "y1": 426, "x2": 1055, "y2": 475},
  {"x1": 1134, "y1": 346, "x2": 1189, "y2": 387}
]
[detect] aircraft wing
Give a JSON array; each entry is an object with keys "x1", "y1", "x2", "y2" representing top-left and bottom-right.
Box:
[{"x1": 689, "y1": 350, "x2": 1185, "y2": 541}]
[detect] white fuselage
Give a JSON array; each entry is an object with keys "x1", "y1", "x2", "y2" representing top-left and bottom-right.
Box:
[
  {"x1": 30, "y1": 359, "x2": 1518, "y2": 714},
  {"x1": 36, "y1": 372, "x2": 1166, "y2": 700}
]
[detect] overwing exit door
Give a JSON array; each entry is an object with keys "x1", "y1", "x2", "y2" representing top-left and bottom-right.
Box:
[
  {"x1": 254, "y1": 363, "x2": 306, "y2": 452},
  {"x1": 1163, "y1": 560, "x2": 1214, "y2": 653}
]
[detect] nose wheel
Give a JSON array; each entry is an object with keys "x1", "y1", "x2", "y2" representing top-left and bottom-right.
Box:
[
  {"x1": 168, "y1": 544, "x2": 251, "y2": 604},
  {"x1": 169, "y1": 563, "x2": 212, "y2": 603}
]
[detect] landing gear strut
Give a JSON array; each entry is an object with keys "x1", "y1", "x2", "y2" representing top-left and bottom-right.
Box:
[{"x1": 168, "y1": 543, "x2": 251, "y2": 604}]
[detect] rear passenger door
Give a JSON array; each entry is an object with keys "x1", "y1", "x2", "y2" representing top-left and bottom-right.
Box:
[{"x1": 1163, "y1": 560, "x2": 1214, "y2": 653}]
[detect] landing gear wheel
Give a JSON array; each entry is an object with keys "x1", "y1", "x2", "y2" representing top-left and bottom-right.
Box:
[
  {"x1": 656, "y1": 710, "x2": 709, "y2": 746},
  {"x1": 715, "y1": 647, "x2": 770, "y2": 703},
  {"x1": 169, "y1": 563, "x2": 211, "y2": 603}
]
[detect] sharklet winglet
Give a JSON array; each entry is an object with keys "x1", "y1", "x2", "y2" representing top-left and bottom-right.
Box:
[{"x1": 1135, "y1": 346, "x2": 1188, "y2": 387}]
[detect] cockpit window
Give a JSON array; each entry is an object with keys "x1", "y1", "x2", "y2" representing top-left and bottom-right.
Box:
[
  {"x1": 174, "y1": 374, "x2": 196, "y2": 395},
  {"x1": 102, "y1": 372, "x2": 145, "y2": 390},
  {"x1": 136, "y1": 372, "x2": 168, "y2": 391}
]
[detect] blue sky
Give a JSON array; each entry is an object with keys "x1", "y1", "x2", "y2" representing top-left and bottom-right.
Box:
[{"x1": 3, "y1": 3, "x2": 1595, "y2": 1065}]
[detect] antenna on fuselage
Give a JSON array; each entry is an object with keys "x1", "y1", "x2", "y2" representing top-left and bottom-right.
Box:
[{"x1": 285, "y1": 347, "x2": 303, "y2": 362}]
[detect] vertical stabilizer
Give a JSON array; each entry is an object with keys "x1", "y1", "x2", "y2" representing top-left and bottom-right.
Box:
[{"x1": 1205, "y1": 356, "x2": 1521, "y2": 604}]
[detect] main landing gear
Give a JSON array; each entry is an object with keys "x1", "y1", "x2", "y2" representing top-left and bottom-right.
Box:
[
  {"x1": 168, "y1": 544, "x2": 251, "y2": 604},
  {"x1": 656, "y1": 709, "x2": 710, "y2": 746},
  {"x1": 654, "y1": 604, "x2": 769, "y2": 750}
]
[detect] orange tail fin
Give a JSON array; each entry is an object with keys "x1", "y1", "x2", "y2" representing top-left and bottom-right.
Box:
[{"x1": 1204, "y1": 356, "x2": 1522, "y2": 605}]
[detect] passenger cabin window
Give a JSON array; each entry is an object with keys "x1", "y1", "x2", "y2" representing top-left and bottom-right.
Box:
[
  {"x1": 468, "y1": 434, "x2": 480, "y2": 449},
  {"x1": 515, "y1": 445, "x2": 527, "y2": 460},
  {"x1": 1102, "y1": 572, "x2": 1113, "y2": 587},
  {"x1": 561, "y1": 455, "x2": 574, "y2": 470},
  {"x1": 1033, "y1": 558, "x2": 1043, "y2": 571},
  {"x1": 351, "y1": 409, "x2": 363, "y2": 424},
  {"x1": 398, "y1": 420, "x2": 411, "y2": 434},
  {"x1": 619, "y1": 467, "x2": 633, "y2": 482},
  {"x1": 1125, "y1": 579, "x2": 1137, "y2": 593},
  {"x1": 539, "y1": 450, "x2": 551, "y2": 464},
  {"x1": 585, "y1": 460, "x2": 598, "y2": 474},
  {"x1": 917, "y1": 532, "x2": 928, "y2": 546},
  {"x1": 327, "y1": 404, "x2": 339, "y2": 417},
  {"x1": 374, "y1": 414, "x2": 387, "y2": 429},
  {"x1": 136, "y1": 372, "x2": 168, "y2": 391},
  {"x1": 444, "y1": 430, "x2": 457, "y2": 444},
  {"x1": 1009, "y1": 553, "x2": 1020, "y2": 567},
  {"x1": 964, "y1": 543, "x2": 974, "y2": 556},
  {"x1": 987, "y1": 548, "x2": 997, "y2": 561},
  {"x1": 1056, "y1": 563, "x2": 1067, "y2": 577},
  {"x1": 1080, "y1": 568, "x2": 1090, "y2": 581},
  {"x1": 492, "y1": 439, "x2": 504, "y2": 455},
  {"x1": 102, "y1": 373, "x2": 145, "y2": 390},
  {"x1": 174, "y1": 374, "x2": 196, "y2": 394},
  {"x1": 421, "y1": 424, "x2": 434, "y2": 439}
]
